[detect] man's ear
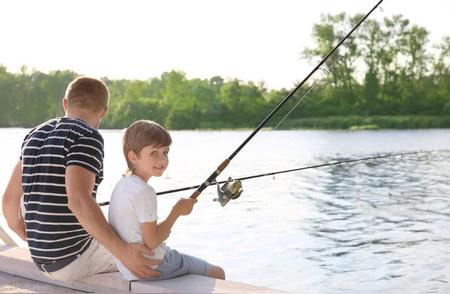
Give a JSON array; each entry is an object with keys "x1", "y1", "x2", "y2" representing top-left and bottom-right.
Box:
[
  {"x1": 99, "y1": 106, "x2": 108, "y2": 119},
  {"x1": 62, "y1": 98, "x2": 69, "y2": 113}
]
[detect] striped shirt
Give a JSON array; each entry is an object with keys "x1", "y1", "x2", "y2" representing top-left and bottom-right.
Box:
[{"x1": 21, "y1": 117, "x2": 104, "y2": 263}]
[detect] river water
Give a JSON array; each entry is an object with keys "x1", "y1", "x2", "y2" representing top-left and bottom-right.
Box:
[{"x1": 1, "y1": 128, "x2": 449, "y2": 293}]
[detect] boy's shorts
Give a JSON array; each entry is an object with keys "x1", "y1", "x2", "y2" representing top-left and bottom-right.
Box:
[{"x1": 143, "y1": 246, "x2": 210, "y2": 281}]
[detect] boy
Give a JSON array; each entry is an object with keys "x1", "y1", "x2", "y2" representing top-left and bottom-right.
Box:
[
  {"x1": 108, "y1": 120, "x2": 225, "y2": 281},
  {"x1": 2, "y1": 77, "x2": 160, "y2": 281}
]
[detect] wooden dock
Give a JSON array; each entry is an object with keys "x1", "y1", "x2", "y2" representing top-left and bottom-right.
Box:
[
  {"x1": 0, "y1": 271, "x2": 82, "y2": 293},
  {"x1": 0, "y1": 220, "x2": 282, "y2": 293}
]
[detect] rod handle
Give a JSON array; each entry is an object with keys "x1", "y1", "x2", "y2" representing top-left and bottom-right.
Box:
[
  {"x1": 189, "y1": 159, "x2": 230, "y2": 199},
  {"x1": 217, "y1": 159, "x2": 230, "y2": 171},
  {"x1": 190, "y1": 190, "x2": 201, "y2": 199}
]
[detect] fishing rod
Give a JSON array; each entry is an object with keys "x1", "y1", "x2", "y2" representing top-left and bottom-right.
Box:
[
  {"x1": 187, "y1": 0, "x2": 384, "y2": 206},
  {"x1": 98, "y1": 149, "x2": 433, "y2": 207}
]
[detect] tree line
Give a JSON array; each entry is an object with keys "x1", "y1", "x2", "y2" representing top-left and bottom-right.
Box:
[{"x1": 1, "y1": 13, "x2": 449, "y2": 129}]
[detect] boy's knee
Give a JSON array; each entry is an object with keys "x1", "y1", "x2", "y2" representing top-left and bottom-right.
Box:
[{"x1": 207, "y1": 265, "x2": 225, "y2": 280}]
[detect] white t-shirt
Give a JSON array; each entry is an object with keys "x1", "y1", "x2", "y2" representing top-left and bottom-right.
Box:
[{"x1": 108, "y1": 175, "x2": 166, "y2": 280}]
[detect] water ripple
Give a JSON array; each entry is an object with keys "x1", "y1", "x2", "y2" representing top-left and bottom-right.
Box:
[{"x1": 293, "y1": 150, "x2": 450, "y2": 293}]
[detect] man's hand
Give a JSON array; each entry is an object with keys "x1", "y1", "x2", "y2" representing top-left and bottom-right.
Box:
[{"x1": 117, "y1": 243, "x2": 161, "y2": 279}]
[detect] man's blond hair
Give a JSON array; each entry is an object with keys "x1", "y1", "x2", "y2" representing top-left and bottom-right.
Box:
[
  {"x1": 65, "y1": 76, "x2": 109, "y2": 112},
  {"x1": 123, "y1": 120, "x2": 172, "y2": 172}
]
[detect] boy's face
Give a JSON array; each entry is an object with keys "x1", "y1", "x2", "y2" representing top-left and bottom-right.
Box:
[{"x1": 135, "y1": 145, "x2": 170, "y2": 179}]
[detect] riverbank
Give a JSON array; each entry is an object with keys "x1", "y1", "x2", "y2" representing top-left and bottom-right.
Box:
[
  {"x1": 2, "y1": 115, "x2": 450, "y2": 131},
  {"x1": 278, "y1": 115, "x2": 450, "y2": 130},
  {"x1": 189, "y1": 115, "x2": 450, "y2": 130}
]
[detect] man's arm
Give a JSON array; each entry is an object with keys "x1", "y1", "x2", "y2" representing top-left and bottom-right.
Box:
[
  {"x1": 2, "y1": 160, "x2": 26, "y2": 241},
  {"x1": 65, "y1": 165, "x2": 160, "y2": 278}
]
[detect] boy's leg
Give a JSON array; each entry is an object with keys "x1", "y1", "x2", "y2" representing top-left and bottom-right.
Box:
[
  {"x1": 145, "y1": 247, "x2": 225, "y2": 281},
  {"x1": 42, "y1": 239, "x2": 117, "y2": 281}
]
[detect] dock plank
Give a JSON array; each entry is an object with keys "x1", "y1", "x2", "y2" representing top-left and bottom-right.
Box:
[
  {"x1": 132, "y1": 274, "x2": 278, "y2": 293},
  {"x1": 0, "y1": 246, "x2": 128, "y2": 293},
  {"x1": 0, "y1": 271, "x2": 83, "y2": 293},
  {"x1": 0, "y1": 245, "x2": 281, "y2": 293}
]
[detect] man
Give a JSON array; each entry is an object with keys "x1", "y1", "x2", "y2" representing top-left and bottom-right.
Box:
[{"x1": 2, "y1": 76, "x2": 160, "y2": 281}]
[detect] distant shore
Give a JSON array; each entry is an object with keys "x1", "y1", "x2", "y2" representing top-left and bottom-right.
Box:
[
  {"x1": 167, "y1": 115, "x2": 450, "y2": 130},
  {"x1": 277, "y1": 115, "x2": 450, "y2": 130},
  {"x1": 2, "y1": 115, "x2": 450, "y2": 131}
]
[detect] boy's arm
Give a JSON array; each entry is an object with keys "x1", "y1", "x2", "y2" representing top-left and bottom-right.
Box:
[
  {"x1": 141, "y1": 210, "x2": 179, "y2": 249},
  {"x1": 141, "y1": 198, "x2": 197, "y2": 249},
  {"x1": 66, "y1": 165, "x2": 160, "y2": 279},
  {"x1": 1, "y1": 160, "x2": 26, "y2": 241}
]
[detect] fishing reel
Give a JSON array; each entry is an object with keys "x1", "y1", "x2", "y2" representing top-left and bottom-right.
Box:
[{"x1": 214, "y1": 177, "x2": 243, "y2": 207}]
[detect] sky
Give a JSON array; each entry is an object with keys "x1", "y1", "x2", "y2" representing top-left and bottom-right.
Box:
[{"x1": 0, "y1": 0, "x2": 449, "y2": 90}]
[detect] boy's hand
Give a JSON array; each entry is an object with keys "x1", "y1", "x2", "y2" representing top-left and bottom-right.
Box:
[{"x1": 173, "y1": 198, "x2": 197, "y2": 216}]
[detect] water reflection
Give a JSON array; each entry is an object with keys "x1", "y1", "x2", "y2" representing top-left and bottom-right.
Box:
[{"x1": 299, "y1": 150, "x2": 450, "y2": 293}]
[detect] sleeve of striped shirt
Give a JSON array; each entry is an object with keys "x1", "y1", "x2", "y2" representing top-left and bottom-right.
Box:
[
  {"x1": 66, "y1": 133, "x2": 104, "y2": 175},
  {"x1": 19, "y1": 129, "x2": 35, "y2": 160}
]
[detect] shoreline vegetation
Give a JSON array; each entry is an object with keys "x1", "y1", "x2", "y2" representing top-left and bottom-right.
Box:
[
  {"x1": 281, "y1": 115, "x2": 450, "y2": 130},
  {"x1": 179, "y1": 115, "x2": 450, "y2": 131},
  {"x1": 0, "y1": 13, "x2": 449, "y2": 131},
  {"x1": 5, "y1": 115, "x2": 450, "y2": 131}
]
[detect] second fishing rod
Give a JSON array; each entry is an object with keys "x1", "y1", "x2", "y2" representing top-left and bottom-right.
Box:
[
  {"x1": 98, "y1": 150, "x2": 439, "y2": 207},
  {"x1": 188, "y1": 0, "x2": 384, "y2": 206}
]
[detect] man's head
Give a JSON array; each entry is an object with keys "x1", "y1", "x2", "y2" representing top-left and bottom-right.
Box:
[{"x1": 63, "y1": 76, "x2": 109, "y2": 126}]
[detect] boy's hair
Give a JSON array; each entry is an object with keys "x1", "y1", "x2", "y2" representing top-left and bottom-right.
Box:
[
  {"x1": 123, "y1": 120, "x2": 172, "y2": 171},
  {"x1": 65, "y1": 76, "x2": 109, "y2": 113}
]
